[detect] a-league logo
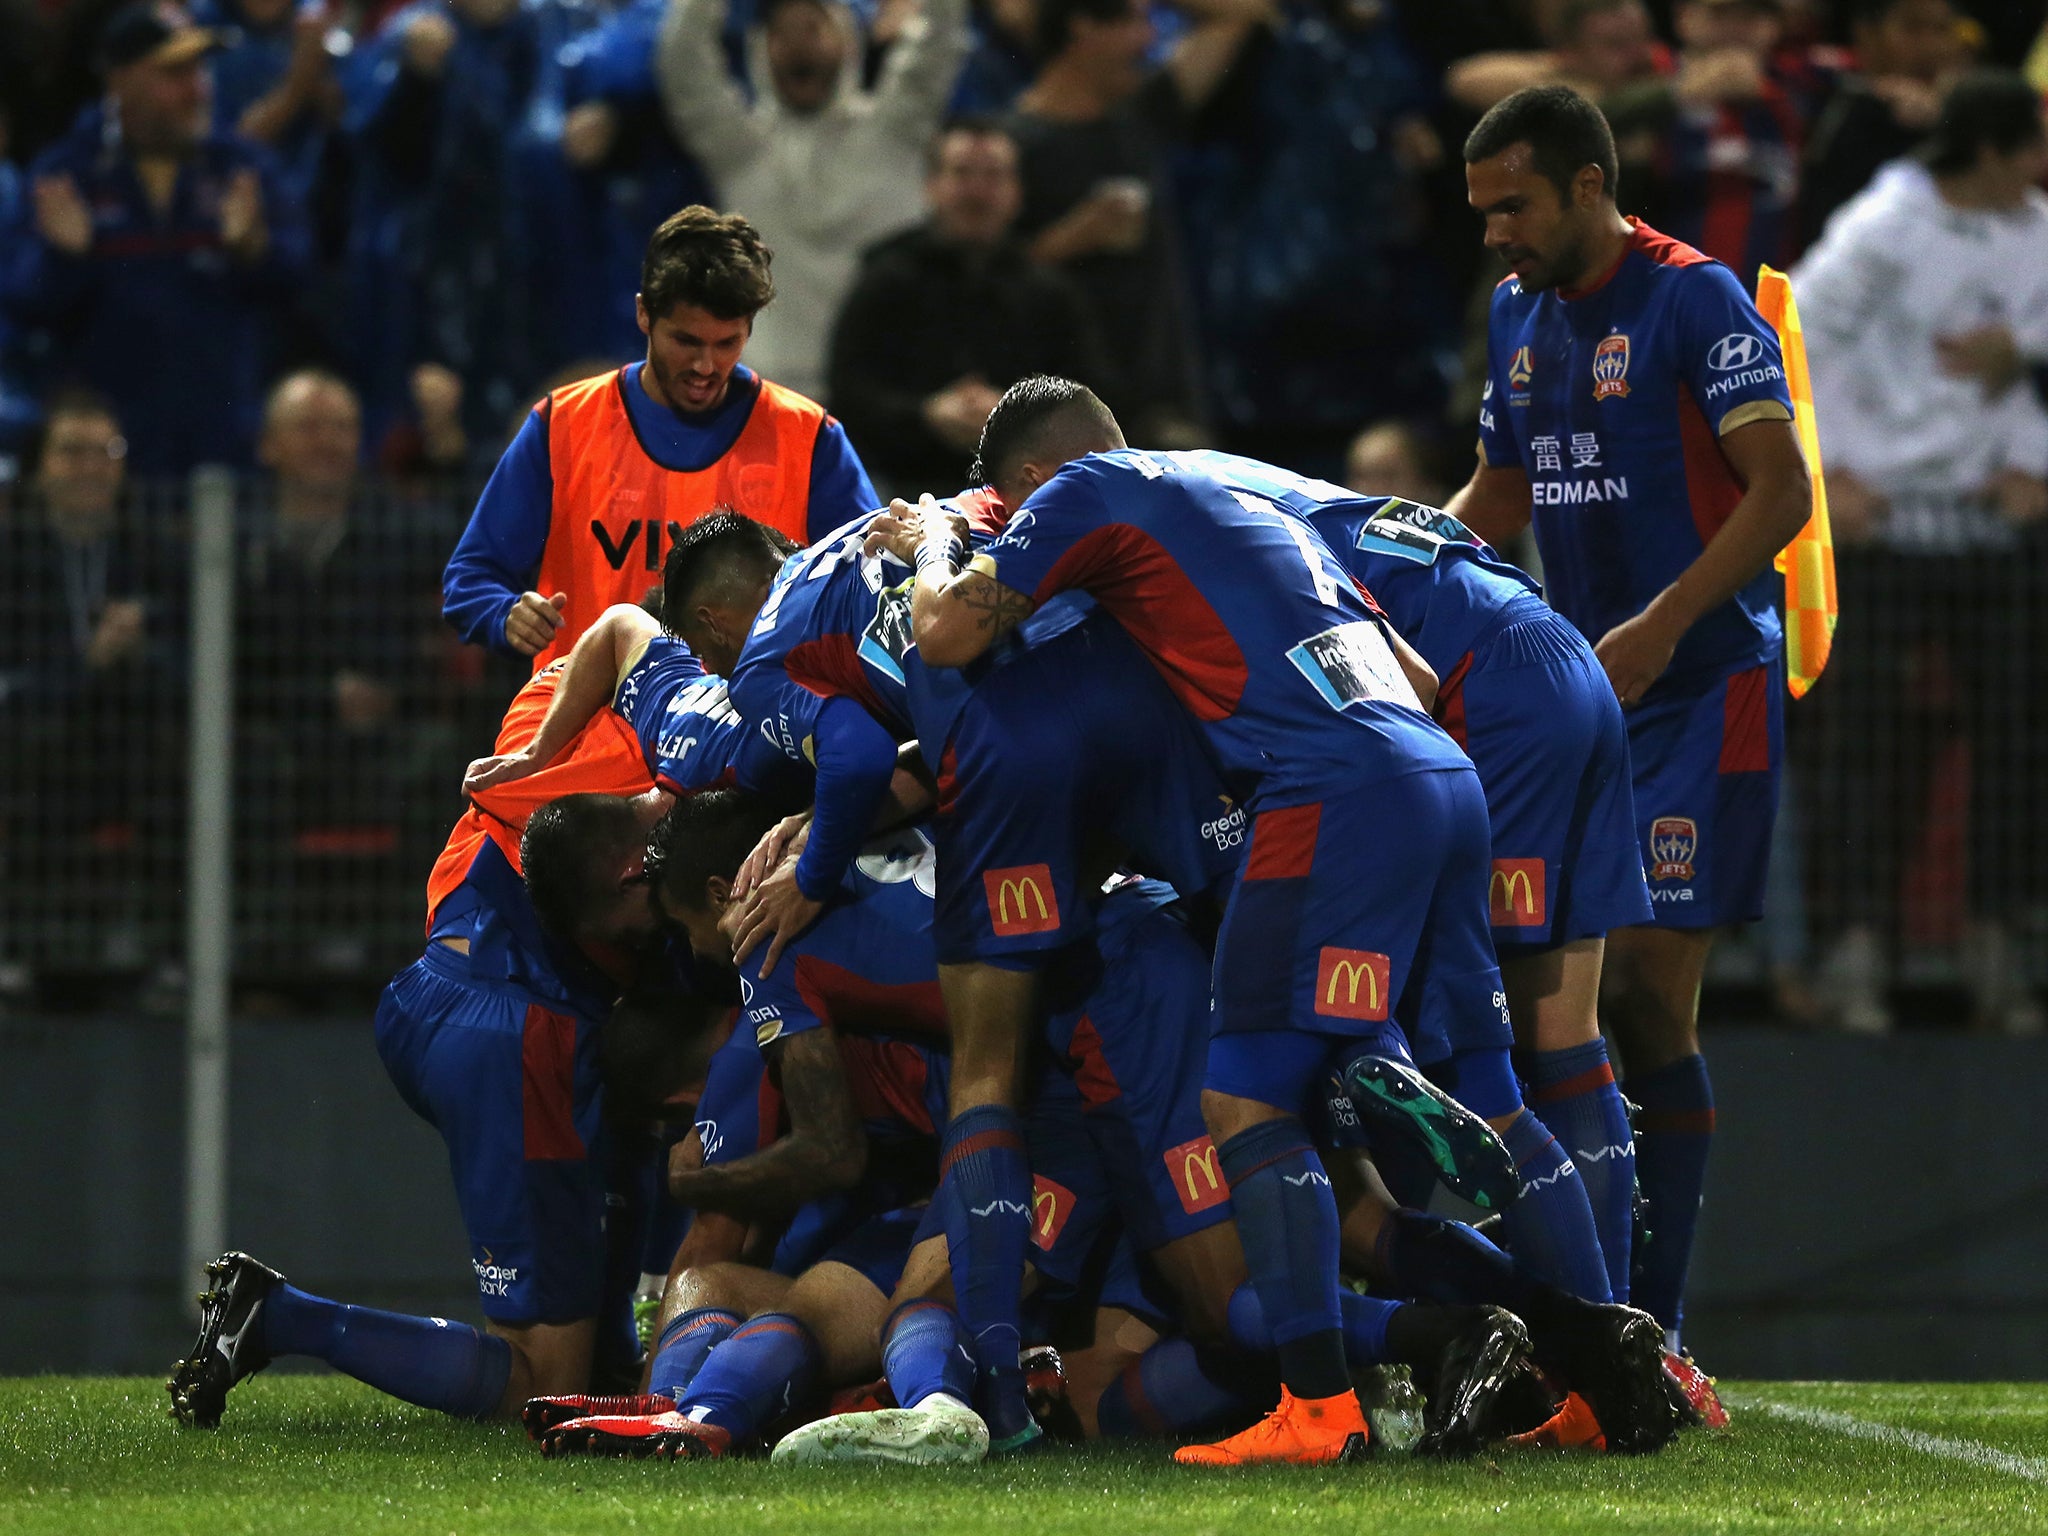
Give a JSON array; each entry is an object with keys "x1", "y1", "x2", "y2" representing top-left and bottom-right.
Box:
[
  {"x1": 985, "y1": 864, "x2": 1060, "y2": 937},
  {"x1": 1489, "y1": 858, "x2": 1546, "y2": 927},
  {"x1": 1030, "y1": 1173, "x2": 1075, "y2": 1250},
  {"x1": 1314, "y1": 947, "x2": 1390, "y2": 1021},
  {"x1": 1164, "y1": 1136, "x2": 1230, "y2": 1217},
  {"x1": 1649, "y1": 816, "x2": 1698, "y2": 882}
]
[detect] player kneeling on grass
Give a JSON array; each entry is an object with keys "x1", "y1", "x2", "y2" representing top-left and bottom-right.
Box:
[{"x1": 169, "y1": 795, "x2": 708, "y2": 1427}]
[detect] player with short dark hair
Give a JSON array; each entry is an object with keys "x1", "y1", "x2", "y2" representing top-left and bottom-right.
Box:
[
  {"x1": 1451, "y1": 85, "x2": 1813, "y2": 1421},
  {"x1": 442, "y1": 206, "x2": 878, "y2": 667},
  {"x1": 893, "y1": 384, "x2": 1676, "y2": 1463}
]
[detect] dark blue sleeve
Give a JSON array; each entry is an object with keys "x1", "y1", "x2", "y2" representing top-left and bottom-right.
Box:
[
  {"x1": 792, "y1": 695, "x2": 898, "y2": 901},
  {"x1": 243, "y1": 145, "x2": 312, "y2": 294},
  {"x1": 806, "y1": 417, "x2": 881, "y2": 544},
  {"x1": 0, "y1": 149, "x2": 94, "y2": 323},
  {"x1": 442, "y1": 406, "x2": 555, "y2": 652}
]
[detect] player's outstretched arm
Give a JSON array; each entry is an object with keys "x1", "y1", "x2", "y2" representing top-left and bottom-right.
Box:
[
  {"x1": 1444, "y1": 459, "x2": 1533, "y2": 550},
  {"x1": 666, "y1": 1032, "x2": 868, "y2": 1216},
  {"x1": 462, "y1": 604, "x2": 660, "y2": 794},
  {"x1": 1594, "y1": 418, "x2": 1812, "y2": 707}
]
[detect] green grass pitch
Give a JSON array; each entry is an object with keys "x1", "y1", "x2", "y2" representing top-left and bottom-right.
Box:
[{"x1": 5, "y1": 1378, "x2": 2047, "y2": 1535}]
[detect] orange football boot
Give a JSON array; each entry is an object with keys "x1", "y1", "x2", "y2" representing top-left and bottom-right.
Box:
[
  {"x1": 1173, "y1": 1388, "x2": 1370, "y2": 1467},
  {"x1": 1506, "y1": 1391, "x2": 1607, "y2": 1451}
]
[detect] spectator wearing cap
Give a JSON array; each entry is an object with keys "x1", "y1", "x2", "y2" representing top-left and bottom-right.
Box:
[
  {"x1": 655, "y1": 0, "x2": 971, "y2": 404},
  {"x1": 0, "y1": 2, "x2": 313, "y2": 475},
  {"x1": 825, "y1": 116, "x2": 1106, "y2": 496}
]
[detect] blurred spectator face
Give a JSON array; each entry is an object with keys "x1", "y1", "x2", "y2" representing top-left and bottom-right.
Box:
[
  {"x1": 236, "y1": 0, "x2": 296, "y2": 27},
  {"x1": 1345, "y1": 422, "x2": 1448, "y2": 505},
  {"x1": 1560, "y1": 1, "x2": 1655, "y2": 93},
  {"x1": 261, "y1": 375, "x2": 363, "y2": 499},
  {"x1": 765, "y1": 0, "x2": 847, "y2": 114},
  {"x1": 1066, "y1": 0, "x2": 1152, "y2": 100},
  {"x1": 1468, "y1": 142, "x2": 1605, "y2": 293},
  {"x1": 988, "y1": 0, "x2": 1036, "y2": 46},
  {"x1": 927, "y1": 128, "x2": 1024, "y2": 247},
  {"x1": 38, "y1": 410, "x2": 127, "y2": 536},
  {"x1": 1857, "y1": 0, "x2": 1959, "y2": 84},
  {"x1": 1972, "y1": 112, "x2": 2048, "y2": 206},
  {"x1": 638, "y1": 300, "x2": 753, "y2": 414},
  {"x1": 1676, "y1": 0, "x2": 1780, "y2": 58},
  {"x1": 111, "y1": 55, "x2": 212, "y2": 154},
  {"x1": 451, "y1": 0, "x2": 521, "y2": 28}
]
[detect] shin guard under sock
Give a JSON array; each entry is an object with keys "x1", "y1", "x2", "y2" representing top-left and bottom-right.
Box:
[
  {"x1": 648, "y1": 1307, "x2": 741, "y2": 1402},
  {"x1": 261, "y1": 1284, "x2": 511, "y2": 1419},
  {"x1": 939, "y1": 1106, "x2": 1033, "y2": 1440},
  {"x1": 1497, "y1": 1108, "x2": 1613, "y2": 1302},
  {"x1": 1530, "y1": 1040, "x2": 1636, "y2": 1304},
  {"x1": 678, "y1": 1313, "x2": 820, "y2": 1442},
  {"x1": 1217, "y1": 1119, "x2": 1350, "y2": 1401},
  {"x1": 1626, "y1": 1054, "x2": 1715, "y2": 1347}
]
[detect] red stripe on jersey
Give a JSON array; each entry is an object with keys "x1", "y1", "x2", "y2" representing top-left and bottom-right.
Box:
[
  {"x1": 1628, "y1": 219, "x2": 1712, "y2": 270},
  {"x1": 935, "y1": 741, "x2": 961, "y2": 818},
  {"x1": 783, "y1": 632, "x2": 891, "y2": 721},
  {"x1": 1065, "y1": 1014, "x2": 1124, "y2": 1107},
  {"x1": 1676, "y1": 383, "x2": 1746, "y2": 547},
  {"x1": 1718, "y1": 664, "x2": 1772, "y2": 774},
  {"x1": 841, "y1": 1035, "x2": 937, "y2": 1135},
  {"x1": 521, "y1": 1004, "x2": 585, "y2": 1160},
  {"x1": 793, "y1": 954, "x2": 950, "y2": 1041},
  {"x1": 1349, "y1": 574, "x2": 1388, "y2": 620},
  {"x1": 1244, "y1": 802, "x2": 1322, "y2": 881},
  {"x1": 1034, "y1": 524, "x2": 1248, "y2": 723},
  {"x1": 1435, "y1": 650, "x2": 1475, "y2": 749},
  {"x1": 954, "y1": 486, "x2": 1009, "y2": 538}
]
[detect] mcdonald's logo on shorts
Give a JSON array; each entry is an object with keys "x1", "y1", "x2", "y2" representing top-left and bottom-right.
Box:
[
  {"x1": 1165, "y1": 1136, "x2": 1230, "y2": 1216},
  {"x1": 1314, "y1": 947, "x2": 1390, "y2": 1021},
  {"x1": 1031, "y1": 1172, "x2": 1075, "y2": 1250},
  {"x1": 985, "y1": 864, "x2": 1060, "y2": 937},
  {"x1": 1489, "y1": 858, "x2": 1547, "y2": 928}
]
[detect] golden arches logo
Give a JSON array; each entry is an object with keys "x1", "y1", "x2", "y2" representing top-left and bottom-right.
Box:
[
  {"x1": 1313, "y1": 947, "x2": 1390, "y2": 1021},
  {"x1": 1489, "y1": 858, "x2": 1546, "y2": 927},
  {"x1": 984, "y1": 864, "x2": 1061, "y2": 936}
]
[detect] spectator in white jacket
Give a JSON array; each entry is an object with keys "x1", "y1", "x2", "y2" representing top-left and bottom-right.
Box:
[
  {"x1": 1791, "y1": 68, "x2": 2048, "y2": 1036},
  {"x1": 657, "y1": 0, "x2": 969, "y2": 401}
]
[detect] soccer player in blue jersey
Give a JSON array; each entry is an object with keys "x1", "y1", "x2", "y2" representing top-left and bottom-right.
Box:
[
  {"x1": 1282, "y1": 488, "x2": 1652, "y2": 1306},
  {"x1": 1449, "y1": 86, "x2": 1813, "y2": 1413},
  {"x1": 898, "y1": 380, "x2": 1675, "y2": 1463}
]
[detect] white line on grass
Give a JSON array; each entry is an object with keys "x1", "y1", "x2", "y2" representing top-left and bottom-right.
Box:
[{"x1": 1732, "y1": 1396, "x2": 2048, "y2": 1483}]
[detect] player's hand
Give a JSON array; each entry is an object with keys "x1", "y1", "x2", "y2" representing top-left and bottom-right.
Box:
[
  {"x1": 32, "y1": 175, "x2": 93, "y2": 256},
  {"x1": 464, "y1": 749, "x2": 541, "y2": 796},
  {"x1": 1990, "y1": 467, "x2": 2048, "y2": 528},
  {"x1": 504, "y1": 590, "x2": 568, "y2": 656},
  {"x1": 727, "y1": 859, "x2": 823, "y2": 976},
  {"x1": 732, "y1": 810, "x2": 811, "y2": 900},
  {"x1": 1594, "y1": 606, "x2": 1683, "y2": 709},
  {"x1": 862, "y1": 501, "x2": 921, "y2": 562},
  {"x1": 1935, "y1": 324, "x2": 2023, "y2": 396}
]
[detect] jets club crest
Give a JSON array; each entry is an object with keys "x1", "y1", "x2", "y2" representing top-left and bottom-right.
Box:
[
  {"x1": 1649, "y1": 816, "x2": 1697, "y2": 882},
  {"x1": 1592, "y1": 332, "x2": 1631, "y2": 400}
]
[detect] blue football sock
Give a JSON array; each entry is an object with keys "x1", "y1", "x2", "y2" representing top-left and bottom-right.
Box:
[
  {"x1": 1095, "y1": 1338, "x2": 1270, "y2": 1438},
  {"x1": 1217, "y1": 1118, "x2": 1350, "y2": 1401},
  {"x1": 260, "y1": 1283, "x2": 510, "y2": 1419},
  {"x1": 939, "y1": 1105, "x2": 1033, "y2": 1441},
  {"x1": 1496, "y1": 1107, "x2": 1613, "y2": 1302},
  {"x1": 1226, "y1": 1282, "x2": 1402, "y2": 1368},
  {"x1": 648, "y1": 1307, "x2": 741, "y2": 1401},
  {"x1": 1626, "y1": 1054, "x2": 1714, "y2": 1347},
  {"x1": 678, "y1": 1313, "x2": 819, "y2": 1442},
  {"x1": 881, "y1": 1299, "x2": 976, "y2": 1410},
  {"x1": 1531, "y1": 1039, "x2": 1636, "y2": 1303}
]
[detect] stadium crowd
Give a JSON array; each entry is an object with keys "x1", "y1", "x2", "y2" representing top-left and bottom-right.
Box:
[{"x1": 8, "y1": 0, "x2": 2045, "y2": 1029}]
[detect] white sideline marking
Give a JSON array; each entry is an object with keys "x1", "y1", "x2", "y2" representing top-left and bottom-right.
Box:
[{"x1": 1735, "y1": 1397, "x2": 2048, "y2": 1483}]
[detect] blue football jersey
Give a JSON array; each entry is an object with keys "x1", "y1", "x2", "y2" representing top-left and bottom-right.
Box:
[
  {"x1": 976, "y1": 449, "x2": 1467, "y2": 790},
  {"x1": 612, "y1": 635, "x2": 791, "y2": 795},
  {"x1": 1302, "y1": 498, "x2": 1543, "y2": 680},
  {"x1": 1479, "y1": 220, "x2": 1793, "y2": 685}
]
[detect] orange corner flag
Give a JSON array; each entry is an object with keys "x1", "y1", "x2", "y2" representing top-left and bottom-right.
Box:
[{"x1": 1756, "y1": 264, "x2": 1836, "y2": 699}]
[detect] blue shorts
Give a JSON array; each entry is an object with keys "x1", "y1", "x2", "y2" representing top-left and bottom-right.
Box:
[
  {"x1": 1046, "y1": 893, "x2": 1228, "y2": 1252},
  {"x1": 815, "y1": 1205, "x2": 927, "y2": 1297},
  {"x1": 1627, "y1": 658, "x2": 1785, "y2": 929},
  {"x1": 929, "y1": 614, "x2": 1241, "y2": 968},
  {"x1": 1452, "y1": 609, "x2": 1654, "y2": 949},
  {"x1": 374, "y1": 946, "x2": 608, "y2": 1325},
  {"x1": 1208, "y1": 768, "x2": 1514, "y2": 1083}
]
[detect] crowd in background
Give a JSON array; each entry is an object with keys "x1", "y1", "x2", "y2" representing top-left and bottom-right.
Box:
[{"x1": 1, "y1": 0, "x2": 2045, "y2": 1028}]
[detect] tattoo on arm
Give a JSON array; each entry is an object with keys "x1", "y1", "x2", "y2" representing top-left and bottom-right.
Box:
[
  {"x1": 954, "y1": 571, "x2": 1034, "y2": 641},
  {"x1": 667, "y1": 1032, "x2": 866, "y2": 1216}
]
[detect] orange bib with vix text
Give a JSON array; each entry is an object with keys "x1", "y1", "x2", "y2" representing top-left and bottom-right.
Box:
[{"x1": 531, "y1": 369, "x2": 824, "y2": 668}]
